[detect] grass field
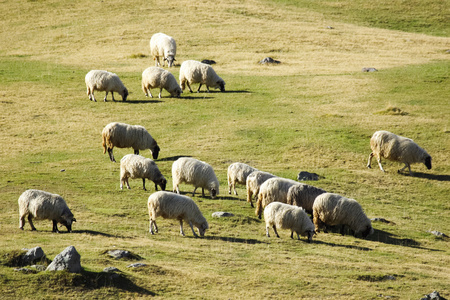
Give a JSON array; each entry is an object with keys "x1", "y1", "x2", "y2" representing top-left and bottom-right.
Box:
[{"x1": 1, "y1": 0, "x2": 449, "y2": 298}]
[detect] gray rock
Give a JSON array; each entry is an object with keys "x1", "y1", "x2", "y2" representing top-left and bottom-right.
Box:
[
  {"x1": 297, "y1": 171, "x2": 321, "y2": 181},
  {"x1": 362, "y1": 67, "x2": 378, "y2": 72},
  {"x1": 14, "y1": 267, "x2": 35, "y2": 273},
  {"x1": 259, "y1": 57, "x2": 281, "y2": 64},
  {"x1": 30, "y1": 265, "x2": 46, "y2": 272},
  {"x1": 371, "y1": 218, "x2": 395, "y2": 224},
  {"x1": 383, "y1": 275, "x2": 396, "y2": 281},
  {"x1": 427, "y1": 230, "x2": 449, "y2": 238},
  {"x1": 421, "y1": 291, "x2": 447, "y2": 300},
  {"x1": 108, "y1": 250, "x2": 131, "y2": 259},
  {"x1": 201, "y1": 59, "x2": 216, "y2": 65},
  {"x1": 212, "y1": 212, "x2": 234, "y2": 218},
  {"x1": 127, "y1": 263, "x2": 147, "y2": 268},
  {"x1": 103, "y1": 267, "x2": 120, "y2": 273},
  {"x1": 46, "y1": 246, "x2": 81, "y2": 273},
  {"x1": 22, "y1": 246, "x2": 45, "y2": 265}
]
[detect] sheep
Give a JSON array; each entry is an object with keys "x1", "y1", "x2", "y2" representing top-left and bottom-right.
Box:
[
  {"x1": 172, "y1": 157, "x2": 219, "y2": 199},
  {"x1": 148, "y1": 191, "x2": 209, "y2": 237},
  {"x1": 246, "y1": 171, "x2": 276, "y2": 208},
  {"x1": 85, "y1": 70, "x2": 128, "y2": 102},
  {"x1": 255, "y1": 177, "x2": 300, "y2": 219},
  {"x1": 120, "y1": 154, "x2": 167, "y2": 191},
  {"x1": 102, "y1": 122, "x2": 160, "y2": 163},
  {"x1": 142, "y1": 67, "x2": 182, "y2": 98},
  {"x1": 264, "y1": 202, "x2": 315, "y2": 242},
  {"x1": 312, "y1": 193, "x2": 374, "y2": 238},
  {"x1": 150, "y1": 33, "x2": 177, "y2": 67},
  {"x1": 179, "y1": 60, "x2": 225, "y2": 93},
  {"x1": 286, "y1": 183, "x2": 327, "y2": 215},
  {"x1": 227, "y1": 162, "x2": 258, "y2": 196},
  {"x1": 18, "y1": 189, "x2": 76, "y2": 233},
  {"x1": 367, "y1": 130, "x2": 432, "y2": 175}
]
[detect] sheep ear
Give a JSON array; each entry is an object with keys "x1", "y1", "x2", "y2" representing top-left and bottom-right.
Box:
[{"x1": 73, "y1": 218, "x2": 77, "y2": 222}]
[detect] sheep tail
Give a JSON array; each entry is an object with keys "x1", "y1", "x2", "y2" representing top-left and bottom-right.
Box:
[
  {"x1": 102, "y1": 132, "x2": 107, "y2": 154},
  {"x1": 255, "y1": 195, "x2": 263, "y2": 218}
]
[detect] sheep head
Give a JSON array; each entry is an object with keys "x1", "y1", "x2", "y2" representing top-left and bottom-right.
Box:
[{"x1": 424, "y1": 155, "x2": 432, "y2": 170}]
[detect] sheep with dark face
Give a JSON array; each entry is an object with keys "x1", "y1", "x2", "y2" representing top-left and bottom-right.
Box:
[
  {"x1": 255, "y1": 177, "x2": 299, "y2": 219},
  {"x1": 142, "y1": 67, "x2": 182, "y2": 98},
  {"x1": 227, "y1": 162, "x2": 258, "y2": 196},
  {"x1": 286, "y1": 183, "x2": 327, "y2": 215},
  {"x1": 102, "y1": 122, "x2": 160, "y2": 163},
  {"x1": 313, "y1": 193, "x2": 374, "y2": 238},
  {"x1": 85, "y1": 70, "x2": 128, "y2": 102},
  {"x1": 246, "y1": 171, "x2": 276, "y2": 208},
  {"x1": 367, "y1": 130, "x2": 432, "y2": 175},
  {"x1": 18, "y1": 189, "x2": 76, "y2": 233},
  {"x1": 150, "y1": 33, "x2": 177, "y2": 67},
  {"x1": 179, "y1": 60, "x2": 225, "y2": 93},
  {"x1": 120, "y1": 154, "x2": 167, "y2": 191}
]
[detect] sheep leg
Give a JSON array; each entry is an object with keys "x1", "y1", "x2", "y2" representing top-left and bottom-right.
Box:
[
  {"x1": 142, "y1": 178, "x2": 147, "y2": 191},
  {"x1": 188, "y1": 221, "x2": 199, "y2": 238},
  {"x1": 111, "y1": 92, "x2": 116, "y2": 102},
  {"x1": 104, "y1": 91, "x2": 108, "y2": 102},
  {"x1": 107, "y1": 148, "x2": 116, "y2": 162},
  {"x1": 19, "y1": 215, "x2": 25, "y2": 230},
  {"x1": 201, "y1": 188, "x2": 205, "y2": 197},
  {"x1": 266, "y1": 226, "x2": 270, "y2": 237},
  {"x1": 340, "y1": 225, "x2": 345, "y2": 235},
  {"x1": 206, "y1": 86, "x2": 210, "y2": 93},
  {"x1": 125, "y1": 178, "x2": 131, "y2": 189},
  {"x1": 174, "y1": 185, "x2": 180, "y2": 194},
  {"x1": 197, "y1": 83, "x2": 202, "y2": 92},
  {"x1": 398, "y1": 163, "x2": 412, "y2": 175},
  {"x1": 154, "y1": 182, "x2": 158, "y2": 191},
  {"x1": 186, "y1": 81, "x2": 193, "y2": 93},
  {"x1": 148, "y1": 89, "x2": 153, "y2": 98},
  {"x1": 376, "y1": 157, "x2": 386, "y2": 172},
  {"x1": 28, "y1": 215, "x2": 36, "y2": 231},
  {"x1": 367, "y1": 152, "x2": 374, "y2": 168},
  {"x1": 192, "y1": 187, "x2": 197, "y2": 197},
  {"x1": 272, "y1": 225, "x2": 280, "y2": 238},
  {"x1": 158, "y1": 88, "x2": 162, "y2": 99},
  {"x1": 52, "y1": 220, "x2": 59, "y2": 233},
  {"x1": 149, "y1": 219, "x2": 158, "y2": 234},
  {"x1": 179, "y1": 220, "x2": 185, "y2": 236}
]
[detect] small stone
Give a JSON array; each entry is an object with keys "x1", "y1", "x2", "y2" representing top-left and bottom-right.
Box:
[
  {"x1": 362, "y1": 67, "x2": 378, "y2": 72},
  {"x1": 108, "y1": 250, "x2": 131, "y2": 259},
  {"x1": 103, "y1": 267, "x2": 120, "y2": 273},
  {"x1": 212, "y1": 212, "x2": 234, "y2": 218},
  {"x1": 297, "y1": 171, "x2": 321, "y2": 181},
  {"x1": 201, "y1": 59, "x2": 216, "y2": 65},
  {"x1": 421, "y1": 291, "x2": 446, "y2": 300},
  {"x1": 127, "y1": 263, "x2": 147, "y2": 268},
  {"x1": 427, "y1": 230, "x2": 449, "y2": 238},
  {"x1": 259, "y1": 57, "x2": 281, "y2": 64},
  {"x1": 22, "y1": 246, "x2": 45, "y2": 265}
]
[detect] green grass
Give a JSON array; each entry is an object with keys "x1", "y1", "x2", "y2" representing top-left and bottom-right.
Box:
[{"x1": 1, "y1": 0, "x2": 449, "y2": 298}]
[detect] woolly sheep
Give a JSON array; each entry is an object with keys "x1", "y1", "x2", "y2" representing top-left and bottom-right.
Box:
[
  {"x1": 102, "y1": 122, "x2": 160, "y2": 163},
  {"x1": 264, "y1": 202, "x2": 315, "y2": 242},
  {"x1": 18, "y1": 189, "x2": 76, "y2": 233},
  {"x1": 172, "y1": 157, "x2": 219, "y2": 199},
  {"x1": 120, "y1": 154, "x2": 167, "y2": 191},
  {"x1": 179, "y1": 60, "x2": 225, "y2": 93},
  {"x1": 85, "y1": 70, "x2": 128, "y2": 102},
  {"x1": 246, "y1": 170, "x2": 276, "y2": 208},
  {"x1": 142, "y1": 67, "x2": 182, "y2": 98},
  {"x1": 313, "y1": 193, "x2": 374, "y2": 238},
  {"x1": 148, "y1": 191, "x2": 209, "y2": 237},
  {"x1": 150, "y1": 33, "x2": 177, "y2": 67},
  {"x1": 286, "y1": 183, "x2": 327, "y2": 215},
  {"x1": 367, "y1": 130, "x2": 432, "y2": 175},
  {"x1": 227, "y1": 162, "x2": 258, "y2": 196},
  {"x1": 255, "y1": 177, "x2": 300, "y2": 219}
]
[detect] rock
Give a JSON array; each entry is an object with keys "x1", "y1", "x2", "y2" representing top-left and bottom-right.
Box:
[
  {"x1": 103, "y1": 267, "x2": 120, "y2": 273},
  {"x1": 383, "y1": 275, "x2": 396, "y2": 281},
  {"x1": 108, "y1": 250, "x2": 131, "y2": 259},
  {"x1": 326, "y1": 26, "x2": 334, "y2": 29},
  {"x1": 371, "y1": 218, "x2": 395, "y2": 224},
  {"x1": 259, "y1": 57, "x2": 281, "y2": 64},
  {"x1": 127, "y1": 263, "x2": 147, "y2": 268},
  {"x1": 22, "y1": 246, "x2": 45, "y2": 265},
  {"x1": 212, "y1": 212, "x2": 234, "y2": 218},
  {"x1": 201, "y1": 59, "x2": 216, "y2": 65},
  {"x1": 45, "y1": 246, "x2": 81, "y2": 273},
  {"x1": 297, "y1": 171, "x2": 321, "y2": 181},
  {"x1": 362, "y1": 67, "x2": 378, "y2": 72},
  {"x1": 30, "y1": 265, "x2": 46, "y2": 272},
  {"x1": 421, "y1": 291, "x2": 447, "y2": 300},
  {"x1": 14, "y1": 267, "x2": 36, "y2": 274},
  {"x1": 427, "y1": 230, "x2": 449, "y2": 238}
]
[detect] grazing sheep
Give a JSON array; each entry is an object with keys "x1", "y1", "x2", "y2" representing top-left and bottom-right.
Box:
[
  {"x1": 120, "y1": 154, "x2": 167, "y2": 191},
  {"x1": 264, "y1": 202, "x2": 315, "y2": 242},
  {"x1": 227, "y1": 162, "x2": 258, "y2": 196},
  {"x1": 172, "y1": 157, "x2": 219, "y2": 199},
  {"x1": 102, "y1": 122, "x2": 160, "y2": 162},
  {"x1": 286, "y1": 183, "x2": 327, "y2": 215},
  {"x1": 150, "y1": 33, "x2": 177, "y2": 67},
  {"x1": 179, "y1": 60, "x2": 225, "y2": 93},
  {"x1": 313, "y1": 193, "x2": 374, "y2": 238},
  {"x1": 18, "y1": 189, "x2": 76, "y2": 233},
  {"x1": 367, "y1": 130, "x2": 432, "y2": 175},
  {"x1": 142, "y1": 67, "x2": 182, "y2": 98},
  {"x1": 85, "y1": 70, "x2": 128, "y2": 102},
  {"x1": 255, "y1": 177, "x2": 300, "y2": 219},
  {"x1": 246, "y1": 171, "x2": 276, "y2": 208},
  {"x1": 148, "y1": 191, "x2": 209, "y2": 237}
]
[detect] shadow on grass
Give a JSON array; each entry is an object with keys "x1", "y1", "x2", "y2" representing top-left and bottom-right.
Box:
[
  {"x1": 75, "y1": 230, "x2": 129, "y2": 239},
  {"x1": 312, "y1": 239, "x2": 372, "y2": 251},
  {"x1": 366, "y1": 229, "x2": 442, "y2": 251},
  {"x1": 224, "y1": 90, "x2": 251, "y2": 94},
  {"x1": 204, "y1": 235, "x2": 267, "y2": 244},
  {"x1": 158, "y1": 155, "x2": 192, "y2": 162},
  {"x1": 404, "y1": 172, "x2": 450, "y2": 181},
  {"x1": 121, "y1": 99, "x2": 163, "y2": 104},
  {"x1": 178, "y1": 95, "x2": 215, "y2": 100}
]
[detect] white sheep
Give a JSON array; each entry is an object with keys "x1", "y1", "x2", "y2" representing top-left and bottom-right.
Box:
[
  {"x1": 313, "y1": 193, "x2": 374, "y2": 238},
  {"x1": 142, "y1": 67, "x2": 182, "y2": 98},
  {"x1": 85, "y1": 70, "x2": 128, "y2": 102},
  {"x1": 148, "y1": 191, "x2": 209, "y2": 237},
  {"x1": 286, "y1": 183, "x2": 327, "y2": 215},
  {"x1": 102, "y1": 122, "x2": 160, "y2": 163},
  {"x1": 367, "y1": 130, "x2": 432, "y2": 175},
  {"x1": 120, "y1": 154, "x2": 167, "y2": 191},
  {"x1": 179, "y1": 60, "x2": 225, "y2": 93},
  {"x1": 227, "y1": 162, "x2": 258, "y2": 196},
  {"x1": 264, "y1": 202, "x2": 315, "y2": 242},
  {"x1": 255, "y1": 177, "x2": 300, "y2": 219},
  {"x1": 172, "y1": 157, "x2": 219, "y2": 199},
  {"x1": 246, "y1": 170, "x2": 276, "y2": 208},
  {"x1": 18, "y1": 189, "x2": 76, "y2": 233},
  {"x1": 150, "y1": 33, "x2": 177, "y2": 67}
]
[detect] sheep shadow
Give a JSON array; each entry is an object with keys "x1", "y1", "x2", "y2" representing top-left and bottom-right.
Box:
[
  {"x1": 204, "y1": 235, "x2": 267, "y2": 245},
  {"x1": 312, "y1": 239, "x2": 372, "y2": 251},
  {"x1": 121, "y1": 99, "x2": 163, "y2": 104},
  {"x1": 366, "y1": 229, "x2": 442, "y2": 251},
  {"x1": 158, "y1": 155, "x2": 192, "y2": 162},
  {"x1": 224, "y1": 90, "x2": 251, "y2": 94},
  {"x1": 178, "y1": 95, "x2": 215, "y2": 100},
  {"x1": 80, "y1": 269, "x2": 155, "y2": 296},
  {"x1": 404, "y1": 172, "x2": 450, "y2": 181},
  {"x1": 76, "y1": 230, "x2": 129, "y2": 239}
]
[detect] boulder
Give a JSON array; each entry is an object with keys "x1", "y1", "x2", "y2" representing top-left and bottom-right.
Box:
[{"x1": 46, "y1": 246, "x2": 81, "y2": 273}]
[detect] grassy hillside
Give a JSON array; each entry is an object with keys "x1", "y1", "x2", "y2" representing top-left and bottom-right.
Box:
[{"x1": 0, "y1": 0, "x2": 449, "y2": 298}]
